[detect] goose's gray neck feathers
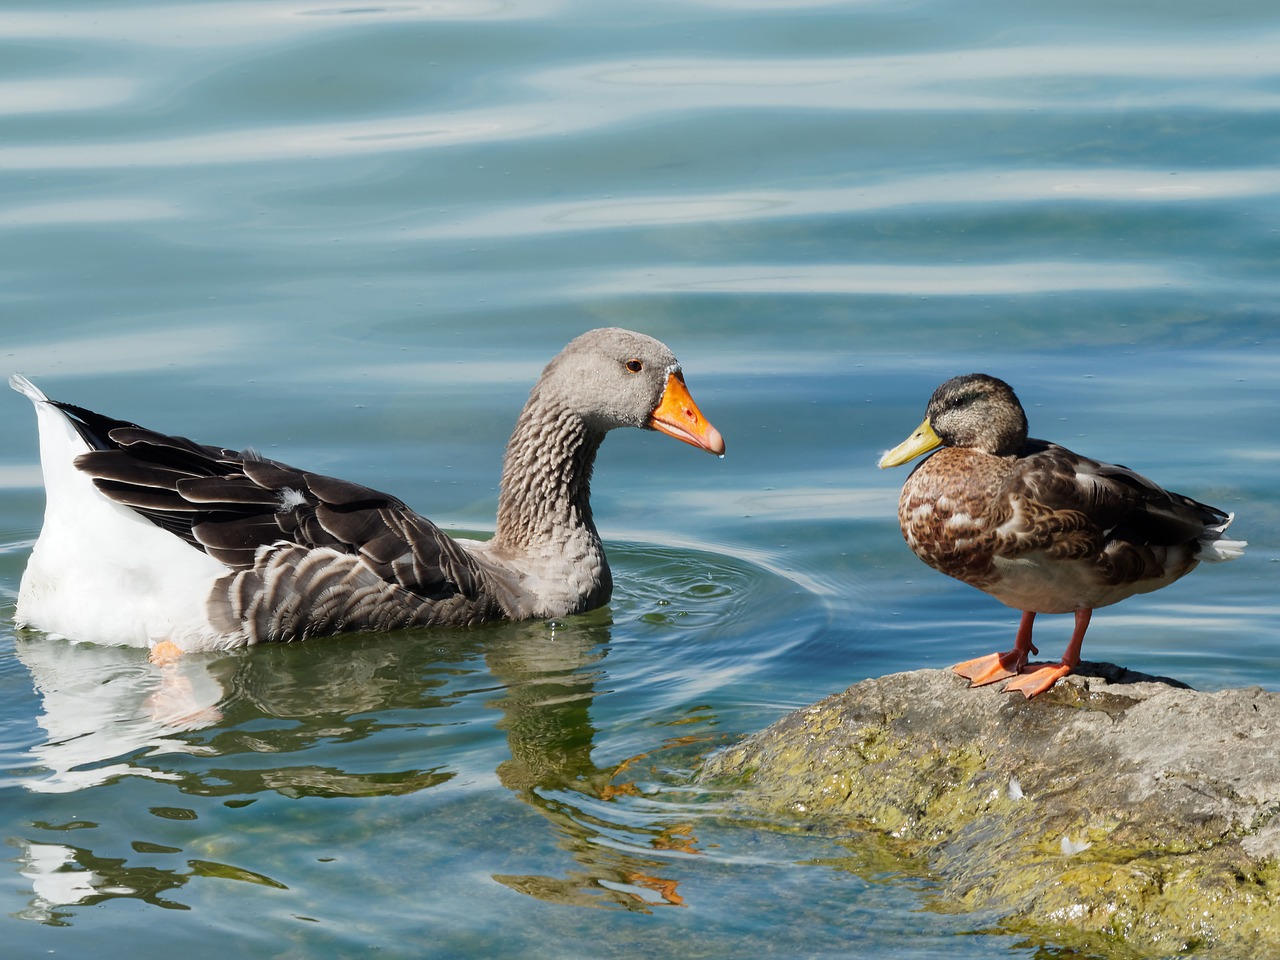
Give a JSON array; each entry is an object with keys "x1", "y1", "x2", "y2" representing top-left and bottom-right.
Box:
[
  {"x1": 493, "y1": 399, "x2": 603, "y2": 553},
  {"x1": 480, "y1": 396, "x2": 612, "y2": 618}
]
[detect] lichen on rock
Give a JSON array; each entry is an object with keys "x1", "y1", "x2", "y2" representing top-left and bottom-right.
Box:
[{"x1": 698, "y1": 665, "x2": 1280, "y2": 957}]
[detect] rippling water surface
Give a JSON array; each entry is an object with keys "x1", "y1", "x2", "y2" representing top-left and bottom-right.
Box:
[{"x1": 1, "y1": 1, "x2": 1278, "y2": 957}]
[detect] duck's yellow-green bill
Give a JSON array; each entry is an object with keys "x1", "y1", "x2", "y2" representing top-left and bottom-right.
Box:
[{"x1": 878, "y1": 418, "x2": 942, "y2": 468}]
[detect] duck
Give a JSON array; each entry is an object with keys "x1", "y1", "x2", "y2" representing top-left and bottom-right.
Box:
[
  {"x1": 878, "y1": 373, "x2": 1244, "y2": 698},
  {"x1": 11, "y1": 327, "x2": 725, "y2": 658}
]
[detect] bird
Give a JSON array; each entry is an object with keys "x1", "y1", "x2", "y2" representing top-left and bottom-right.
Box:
[
  {"x1": 878, "y1": 373, "x2": 1244, "y2": 698},
  {"x1": 11, "y1": 327, "x2": 725, "y2": 659}
]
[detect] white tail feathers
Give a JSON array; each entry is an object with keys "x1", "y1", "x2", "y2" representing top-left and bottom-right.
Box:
[
  {"x1": 1200, "y1": 512, "x2": 1246, "y2": 562},
  {"x1": 10, "y1": 373, "x2": 48, "y2": 404}
]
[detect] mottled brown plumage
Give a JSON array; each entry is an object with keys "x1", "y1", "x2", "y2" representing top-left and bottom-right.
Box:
[{"x1": 879, "y1": 373, "x2": 1244, "y2": 697}]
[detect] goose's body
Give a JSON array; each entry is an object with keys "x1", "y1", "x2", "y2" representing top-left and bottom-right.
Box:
[
  {"x1": 879, "y1": 373, "x2": 1244, "y2": 698},
  {"x1": 13, "y1": 328, "x2": 724, "y2": 655}
]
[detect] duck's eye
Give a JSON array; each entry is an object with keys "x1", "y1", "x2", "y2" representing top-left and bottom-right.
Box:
[{"x1": 625, "y1": 359, "x2": 644, "y2": 373}]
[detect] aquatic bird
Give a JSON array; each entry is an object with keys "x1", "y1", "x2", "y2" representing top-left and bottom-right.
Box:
[
  {"x1": 12, "y1": 327, "x2": 725, "y2": 658},
  {"x1": 878, "y1": 373, "x2": 1244, "y2": 697}
]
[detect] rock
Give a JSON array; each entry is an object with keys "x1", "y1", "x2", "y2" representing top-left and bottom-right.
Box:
[{"x1": 698, "y1": 665, "x2": 1280, "y2": 957}]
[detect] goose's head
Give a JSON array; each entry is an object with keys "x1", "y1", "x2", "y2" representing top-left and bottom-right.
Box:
[{"x1": 537, "y1": 327, "x2": 725, "y2": 455}]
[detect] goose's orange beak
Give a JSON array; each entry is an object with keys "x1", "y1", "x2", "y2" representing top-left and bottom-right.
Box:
[{"x1": 649, "y1": 372, "x2": 725, "y2": 455}]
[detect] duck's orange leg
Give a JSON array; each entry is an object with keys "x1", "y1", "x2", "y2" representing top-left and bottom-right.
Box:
[
  {"x1": 952, "y1": 610, "x2": 1039, "y2": 686},
  {"x1": 1003, "y1": 609, "x2": 1092, "y2": 698}
]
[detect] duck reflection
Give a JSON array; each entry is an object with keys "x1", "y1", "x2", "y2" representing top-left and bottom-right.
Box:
[{"x1": 10, "y1": 609, "x2": 700, "y2": 918}]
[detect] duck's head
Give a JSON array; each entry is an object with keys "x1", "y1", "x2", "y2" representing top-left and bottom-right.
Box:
[
  {"x1": 878, "y1": 373, "x2": 1027, "y2": 468},
  {"x1": 536, "y1": 327, "x2": 725, "y2": 455}
]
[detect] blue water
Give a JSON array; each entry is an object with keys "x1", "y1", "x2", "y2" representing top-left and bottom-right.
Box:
[{"x1": 1, "y1": 1, "x2": 1278, "y2": 957}]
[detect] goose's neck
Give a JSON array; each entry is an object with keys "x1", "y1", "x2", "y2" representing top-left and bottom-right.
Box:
[{"x1": 492, "y1": 398, "x2": 605, "y2": 555}]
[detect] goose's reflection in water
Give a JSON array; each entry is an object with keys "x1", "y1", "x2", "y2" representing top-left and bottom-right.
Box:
[
  {"x1": 14, "y1": 635, "x2": 230, "y2": 794},
  {"x1": 485, "y1": 615, "x2": 701, "y2": 912},
  {"x1": 10, "y1": 610, "x2": 703, "y2": 920}
]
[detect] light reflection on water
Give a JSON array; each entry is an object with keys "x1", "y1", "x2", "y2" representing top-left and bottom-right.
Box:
[
  {"x1": 0, "y1": 0, "x2": 1277, "y2": 956},
  {"x1": 2, "y1": 547, "x2": 815, "y2": 925},
  {"x1": 533, "y1": 40, "x2": 1280, "y2": 112},
  {"x1": 7, "y1": 328, "x2": 251, "y2": 377},
  {"x1": 411, "y1": 167, "x2": 1280, "y2": 239},
  {"x1": 582, "y1": 261, "x2": 1186, "y2": 296}
]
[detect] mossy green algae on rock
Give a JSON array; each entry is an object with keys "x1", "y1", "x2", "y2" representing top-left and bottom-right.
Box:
[{"x1": 699, "y1": 666, "x2": 1280, "y2": 957}]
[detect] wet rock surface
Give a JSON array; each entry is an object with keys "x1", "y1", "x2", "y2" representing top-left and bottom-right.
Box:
[{"x1": 699, "y1": 665, "x2": 1280, "y2": 957}]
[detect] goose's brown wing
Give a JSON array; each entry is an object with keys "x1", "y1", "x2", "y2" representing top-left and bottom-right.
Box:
[{"x1": 58, "y1": 400, "x2": 501, "y2": 639}]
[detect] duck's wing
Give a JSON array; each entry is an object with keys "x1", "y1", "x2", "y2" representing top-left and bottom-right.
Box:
[
  {"x1": 1010, "y1": 440, "x2": 1237, "y2": 578},
  {"x1": 58, "y1": 400, "x2": 503, "y2": 638},
  {"x1": 1019, "y1": 440, "x2": 1225, "y2": 536}
]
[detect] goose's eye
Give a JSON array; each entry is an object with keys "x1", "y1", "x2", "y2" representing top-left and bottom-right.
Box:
[{"x1": 625, "y1": 359, "x2": 644, "y2": 373}]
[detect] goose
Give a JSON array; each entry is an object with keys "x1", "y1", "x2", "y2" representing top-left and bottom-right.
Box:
[
  {"x1": 12, "y1": 327, "x2": 725, "y2": 658},
  {"x1": 878, "y1": 373, "x2": 1244, "y2": 698}
]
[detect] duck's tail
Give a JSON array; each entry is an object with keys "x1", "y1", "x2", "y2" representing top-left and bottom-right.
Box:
[{"x1": 1199, "y1": 512, "x2": 1246, "y2": 562}]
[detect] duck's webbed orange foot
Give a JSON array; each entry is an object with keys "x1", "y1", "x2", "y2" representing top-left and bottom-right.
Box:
[
  {"x1": 952, "y1": 649, "x2": 1026, "y2": 687},
  {"x1": 954, "y1": 610, "x2": 1040, "y2": 687},
  {"x1": 1002, "y1": 661, "x2": 1073, "y2": 698}
]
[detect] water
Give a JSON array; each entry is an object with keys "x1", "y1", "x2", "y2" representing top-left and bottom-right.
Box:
[{"x1": 1, "y1": 0, "x2": 1278, "y2": 956}]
